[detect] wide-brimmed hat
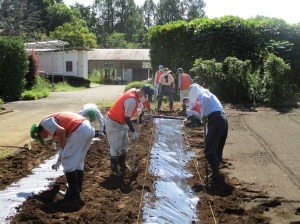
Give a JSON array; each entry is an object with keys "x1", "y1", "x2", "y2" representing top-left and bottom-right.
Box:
[
  {"x1": 87, "y1": 108, "x2": 97, "y2": 122},
  {"x1": 30, "y1": 124, "x2": 44, "y2": 145},
  {"x1": 162, "y1": 67, "x2": 172, "y2": 73}
]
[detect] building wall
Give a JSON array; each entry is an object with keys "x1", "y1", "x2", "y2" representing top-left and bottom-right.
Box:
[{"x1": 38, "y1": 50, "x2": 88, "y2": 79}]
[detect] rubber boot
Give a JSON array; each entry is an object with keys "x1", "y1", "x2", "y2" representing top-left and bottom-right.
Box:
[
  {"x1": 157, "y1": 102, "x2": 162, "y2": 112},
  {"x1": 207, "y1": 162, "x2": 220, "y2": 185},
  {"x1": 65, "y1": 171, "x2": 80, "y2": 199},
  {"x1": 110, "y1": 157, "x2": 122, "y2": 177},
  {"x1": 187, "y1": 115, "x2": 197, "y2": 127},
  {"x1": 76, "y1": 170, "x2": 84, "y2": 192},
  {"x1": 118, "y1": 154, "x2": 129, "y2": 172},
  {"x1": 182, "y1": 104, "x2": 187, "y2": 114},
  {"x1": 169, "y1": 102, "x2": 173, "y2": 112},
  {"x1": 196, "y1": 119, "x2": 201, "y2": 127}
]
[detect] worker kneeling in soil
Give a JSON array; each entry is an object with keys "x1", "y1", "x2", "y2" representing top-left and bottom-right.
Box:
[
  {"x1": 79, "y1": 103, "x2": 106, "y2": 137},
  {"x1": 139, "y1": 85, "x2": 155, "y2": 122},
  {"x1": 30, "y1": 111, "x2": 95, "y2": 199},
  {"x1": 182, "y1": 97, "x2": 201, "y2": 127},
  {"x1": 105, "y1": 88, "x2": 146, "y2": 177}
]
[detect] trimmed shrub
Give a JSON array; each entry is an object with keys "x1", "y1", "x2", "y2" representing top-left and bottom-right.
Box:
[
  {"x1": 46, "y1": 75, "x2": 91, "y2": 88},
  {"x1": 0, "y1": 37, "x2": 28, "y2": 101}
]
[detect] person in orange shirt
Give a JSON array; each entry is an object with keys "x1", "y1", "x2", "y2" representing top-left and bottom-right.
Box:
[
  {"x1": 105, "y1": 88, "x2": 147, "y2": 177},
  {"x1": 138, "y1": 85, "x2": 155, "y2": 122},
  {"x1": 177, "y1": 68, "x2": 194, "y2": 103},
  {"x1": 30, "y1": 112, "x2": 95, "y2": 200},
  {"x1": 153, "y1": 65, "x2": 164, "y2": 95},
  {"x1": 183, "y1": 97, "x2": 201, "y2": 127}
]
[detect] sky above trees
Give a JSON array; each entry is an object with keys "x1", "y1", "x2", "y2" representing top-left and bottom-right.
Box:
[{"x1": 64, "y1": 0, "x2": 300, "y2": 24}]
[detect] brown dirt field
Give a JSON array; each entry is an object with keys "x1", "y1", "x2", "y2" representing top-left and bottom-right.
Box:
[{"x1": 0, "y1": 104, "x2": 297, "y2": 223}]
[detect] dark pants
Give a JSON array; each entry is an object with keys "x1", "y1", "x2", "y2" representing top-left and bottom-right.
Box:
[
  {"x1": 205, "y1": 112, "x2": 228, "y2": 166},
  {"x1": 157, "y1": 85, "x2": 173, "y2": 105}
]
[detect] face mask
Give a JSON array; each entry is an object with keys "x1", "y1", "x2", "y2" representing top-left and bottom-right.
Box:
[
  {"x1": 185, "y1": 103, "x2": 189, "y2": 107},
  {"x1": 44, "y1": 135, "x2": 52, "y2": 141},
  {"x1": 139, "y1": 96, "x2": 147, "y2": 102}
]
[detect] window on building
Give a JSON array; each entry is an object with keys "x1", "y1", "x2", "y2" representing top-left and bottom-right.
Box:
[{"x1": 66, "y1": 61, "x2": 73, "y2": 72}]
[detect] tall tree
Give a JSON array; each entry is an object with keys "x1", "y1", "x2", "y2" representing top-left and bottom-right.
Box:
[
  {"x1": 70, "y1": 2, "x2": 98, "y2": 34},
  {"x1": 142, "y1": 0, "x2": 155, "y2": 29},
  {"x1": 50, "y1": 19, "x2": 97, "y2": 48},
  {"x1": 0, "y1": 0, "x2": 43, "y2": 38},
  {"x1": 183, "y1": 0, "x2": 205, "y2": 21},
  {"x1": 46, "y1": 3, "x2": 79, "y2": 33},
  {"x1": 155, "y1": 0, "x2": 184, "y2": 25}
]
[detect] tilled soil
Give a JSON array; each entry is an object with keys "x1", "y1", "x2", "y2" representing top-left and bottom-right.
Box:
[{"x1": 1, "y1": 105, "x2": 281, "y2": 223}]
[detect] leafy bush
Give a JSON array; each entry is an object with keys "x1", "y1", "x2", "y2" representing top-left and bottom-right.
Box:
[
  {"x1": 124, "y1": 81, "x2": 152, "y2": 92},
  {"x1": 52, "y1": 82, "x2": 84, "y2": 92},
  {"x1": 0, "y1": 37, "x2": 28, "y2": 101},
  {"x1": 21, "y1": 76, "x2": 50, "y2": 100},
  {"x1": 21, "y1": 90, "x2": 38, "y2": 100},
  {"x1": 89, "y1": 70, "x2": 104, "y2": 84},
  {"x1": 0, "y1": 98, "x2": 3, "y2": 108},
  {"x1": 261, "y1": 54, "x2": 294, "y2": 105}
]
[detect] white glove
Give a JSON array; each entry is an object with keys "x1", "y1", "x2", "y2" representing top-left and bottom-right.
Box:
[
  {"x1": 52, "y1": 162, "x2": 60, "y2": 171},
  {"x1": 52, "y1": 148, "x2": 62, "y2": 171},
  {"x1": 133, "y1": 131, "x2": 138, "y2": 140}
]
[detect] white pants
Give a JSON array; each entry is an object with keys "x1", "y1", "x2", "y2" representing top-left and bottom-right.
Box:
[
  {"x1": 154, "y1": 83, "x2": 159, "y2": 95},
  {"x1": 61, "y1": 120, "x2": 95, "y2": 172},
  {"x1": 186, "y1": 109, "x2": 201, "y2": 119},
  {"x1": 105, "y1": 116, "x2": 129, "y2": 157},
  {"x1": 180, "y1": 89, "x2": 189, "y2": 103}
]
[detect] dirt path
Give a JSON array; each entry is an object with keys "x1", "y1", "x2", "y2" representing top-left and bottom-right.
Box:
[{"x1": 0, "y1": 88, "x2": 300, "y2": 223}]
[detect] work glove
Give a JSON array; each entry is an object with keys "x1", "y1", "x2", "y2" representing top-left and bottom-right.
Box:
[
  {"x1": 52, "y1": 148, "x2": 62, "y2": 171},
  {"x1": 133, "y1": 131, "x2": 138, "y2": 140},
  {"x1": 52, "y1": 162, "x2": 60, "y2": 171},
  {"x1": 201, "y1": 115, "x2": 208, "y2": 124}
]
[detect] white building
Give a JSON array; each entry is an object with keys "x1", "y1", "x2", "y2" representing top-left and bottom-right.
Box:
[{"x1": 25, "y1": 41, "x2": 151, "y2": 84}]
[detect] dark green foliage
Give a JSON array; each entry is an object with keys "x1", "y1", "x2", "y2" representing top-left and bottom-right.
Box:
[
  {"x1": 124, "y1": 81, "x2": 152, "y2": 92},
  {"x1": 45, "y1": 75, "x2": 91, "y2": 88},
  {"x1": 149, "y1": 16, "x2": 300, "y2": 105},
  {"x1": 0, "y1": 37, "x2": 28, "y2": 101}
]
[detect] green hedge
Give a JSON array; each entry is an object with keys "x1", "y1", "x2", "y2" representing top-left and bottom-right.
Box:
[
  {"x1": 46, "y1": 75, "x2": 91, "y2": 88},
  {"x1": 0, "y1": 37, "x2": 28, "y2": 101}
]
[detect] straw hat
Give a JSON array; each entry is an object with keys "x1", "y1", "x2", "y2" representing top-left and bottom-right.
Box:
[{"x1": 162, "y1": 67, "x2": 172, "y2": 73}]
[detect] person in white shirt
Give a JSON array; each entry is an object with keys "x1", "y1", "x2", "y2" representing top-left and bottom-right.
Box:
[
  {"x1": 189, "y1": 84, "x2": 228, "y2": 185},
  {"x1": 79, "y1": 103, "x2": 105, "y2": 137}
]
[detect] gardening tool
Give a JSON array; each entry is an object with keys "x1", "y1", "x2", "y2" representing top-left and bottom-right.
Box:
[
  {"x1": 132, "y1": 114, "x2": 140, "y2": 171},
  {"x1": 0, "y1": 145, "x2": 29, "y2": 150},
  {"x1": 204, "y1": 123, "x2": 209, "y2": 185}
]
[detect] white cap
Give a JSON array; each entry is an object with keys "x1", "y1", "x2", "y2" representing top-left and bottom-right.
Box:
[{"x1": 189, "y1": 84, "x2": 205, "y2": 102}]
